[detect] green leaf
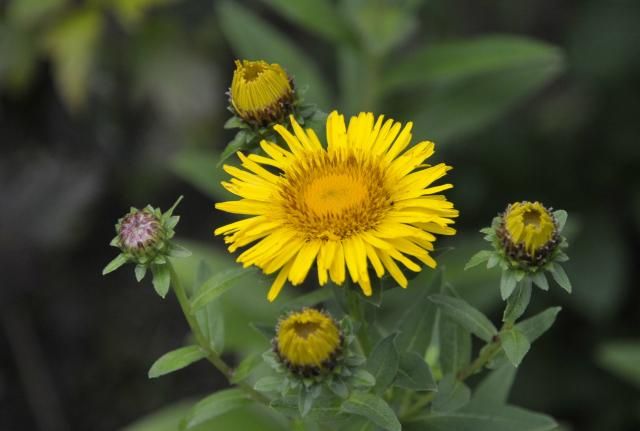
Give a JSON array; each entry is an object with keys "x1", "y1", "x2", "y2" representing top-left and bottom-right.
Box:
[
  {"x1": 230, "y1": 353, "x2": 262, "y2": 384},
  {"x1": 553, "y1": 210, "x2": 568, "y2": 232},
  {"x1": 469, "y1": 363, "x2": 517, "y2": 409},
  {"x1": 415, "y1": 404, "x2": 557, "y2": 431},
  {"x1": 44, "y1": 9, "x2": 102, "y2": 111},
  {"x1": 500, "y1": 270, "x2": 518, "y2": 300},
  {"x1": 366, "y1": 333, "x2": 399, "y2": 394},
  {"x1": 439, "y1": 315, "x2": 472, "y2": 375},
  {"x1": 432, "y1": 374, "x2": 471, "y2": 413},
  {"x1": 503, "y1": 280, "x2": 532, "y2": 323},
  {"x1": 103, "y1": 254, "x2": 128, "y2": 275},
  {"x1": 279, "y1": 288, "x2": 334, "y2": 312},
  {"x1": 351, "y1": 369, "x2": 376, "y2": 388},
  {"x1": 531, "y1": 271, "x2": 549, "y2": 291},
  {"x1": 298, "y1": 386, "x2": 314, "y2": 416},
  {"x1": 135, "y1": 264, "x2": 147, "y2": 282},
  {"x1": 384, "y1": 35, "x2": 563, "y2": 92},
  {"x1": 168, "y1": 243, "x2": 191, "y2": 258},
  {"x1": 191, "y1": 268, "x2": 259, "y2": 310},
  {"x1": 516, "y1": 307, "x2": 562, "y2": 343},
  {"x1": 394, "y1": 351, "x2": 436, "y2": 391},
  {"x1": 429, "y1": 294, "x2": 498, "y2": 342},
  {"x1": 148, "y1": 345, "x2": 206, "y2": 378},
  {"x1": 464, "y1": 250, "x2": 493, "y2": 270},
  {"x1": 258, "y1": 0, "x2": 349, "y2": 42},
  {"x1": 218, "y1": 131, "x2": 253, "y2": 167},
  {"x1": 549, "y1": 264, "x2": 572, "y2": 293},
  {"x1": 408, "y1": 40, "x2": 564, "y2": 142},
  {"x1": 184, "y1": 388, "x2": 250, "y2": 429},
  {"x1": 597, "y1": 341, "x2": 640, "y2": 389},
  {"x1": 254, "y1": 376, "x2": 283, "y2": 392},
  {"x1": 217, "y1": 1, "x2": 331, "y2": 108},
  {"x1": 341, "y1": 392, "x2": 401, "y2": 431},
  {"x1": 328, "y1": 378, "x2": 349, "y2": 398},
  {"x1": 151, "y1": 264, "x2": 171, "y2": 298},
  {"x1": 501, "y1": 327, "x2": 531, "y2": 367}
]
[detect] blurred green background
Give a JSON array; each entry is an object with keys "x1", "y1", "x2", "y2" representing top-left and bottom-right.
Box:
[{"x1": 1, "y1": 0, "x2": 639, "y2": 430}]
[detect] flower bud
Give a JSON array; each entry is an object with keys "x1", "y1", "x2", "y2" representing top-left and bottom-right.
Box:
[
  {"x1": 117, "y1": 208, "x2": 165, "y2": 259},
  {"x1": 229, "y1": 59, "x2": 294, "y2": 127}
]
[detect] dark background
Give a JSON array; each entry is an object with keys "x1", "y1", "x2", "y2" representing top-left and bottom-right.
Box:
[{"x1": 1, "y1": 0, "x2": 639, "y2": 430}]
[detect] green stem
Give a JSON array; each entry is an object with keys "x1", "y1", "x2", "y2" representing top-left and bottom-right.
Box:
[
  {"x1": 400, "y1": 392, "x2": 436, "y2": 420},
  {"x1": 168, "y1": 262, "x2": 269, "y2": 405}
]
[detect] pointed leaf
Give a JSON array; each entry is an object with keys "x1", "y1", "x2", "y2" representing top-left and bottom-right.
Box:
[
  {"x1": 469, "y1": 363, "x2": 517, "y2": 409},
  {"x1": 553, "y1": 210, "x2": 568, "y2": 232},
  {"x1": 516, "y1": 307, "x2": 561, "y2": 343},
  {"x1": 500, "y1": 270, "x2": 518, "y2": 300},
  {"x1": 185, "y1": 388, "x2": 250, "y2": 429},
  {"x1": 429, "y1": 294, "x2": 498, "y2": 342},
  {"x1": 394, "y1": 351, "x2": 436, "y2": 391},
  {"x1": 531, "y1": 271, "x2": 549, "y2": 291},
  {"x1": 439, "y1": 315, "x2": 472, "y2": 375},
  {"x1": 231, "y1": 353, "x2": 262, "y2": 384},
  {"x1": 549, "y1": 264, "x2": 572, "y2": 293},
  {"x1": 503, "y1": 280, "x2": 532, "y2": 323},
  {"x1": 464, "y1": 250, "x2": 493, "y2": 270},
  {"x1": 341, "y1": 392, "x2": 401, "y2": 431},
  {"x1": 191, "y1": 268, "x2": 258, "y2": 310},
  {"x1": 135, "y1": 264, "x2": 147, "y2": 282},
  {"x1": 151, "y1": 264, "x2": 171, "y2": 298},
  {"x1": 148, "y1": 345, "x2": 206, "y2": 378},
  {"x1": 103, "y1": 254, "x2": 128, "y2": 275},
  {"x1": 254, "y1": 376, "x2": 283, "y2": 392}
]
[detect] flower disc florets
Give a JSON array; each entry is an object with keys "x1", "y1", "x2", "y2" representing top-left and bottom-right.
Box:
[
  {"x1": 273, "y1": 308, "x2": 343, "y2": 377},
  {"x1": 497, "y1": 201, "x2": 560, "y2": 267},
  {"x1": 230, "y1": 59, "x2": 295, "y2": 127}
]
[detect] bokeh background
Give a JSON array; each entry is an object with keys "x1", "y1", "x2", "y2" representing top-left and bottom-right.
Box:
[{"x1": 1, "y1": 0, "x2": 639, "y2": 430}]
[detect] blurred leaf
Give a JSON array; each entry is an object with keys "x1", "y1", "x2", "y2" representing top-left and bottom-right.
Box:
[
  {"x1": 122, "y1": 402, "x2": 284, "y2": 431},
  {"x1": 515, "y1": 307, "x2": 561, "y2": 343},
  {"x1": 254, "y1": 376, "x2": 282, "y2": 392},
  {"x1": 7, "y1": 0, "x2": 67, "y2": 27},
  {"x1": 44, "y1": 9, "x2": 102, "y2": 110},
  {"x1": 384, "y1": 36, "x2": 563, "y2": 92},
  {"x1": 171, "y1": 148, "x2": 233, "y2": 201},
  {"x1": 366, "y1": 333, "x2": 399, "y2": 394},
  {"x1": 279, "y1": 287, "x2": 334, "y2": 312},
  {"x1": 464, "y1": 250, "x2": 493, "y2": 270},
  {"x1": 184, "y1": 388, "x2": 250, "y2": 429},
  {"x1": 219, "y1": 131, "x2": 253, "y2": 166},
  {"x1": 258, "y1": 0, "x2": 349, "y2": 42},
  {"x1": 408, "y1": 39, "x2": 564, "y2": 142},
  {"x1": 148, "y1": 345, "x2": 206, "y2": 378},
  {"x1": 341, "y1": 391, "x2": 401, "y2": 431},
  {"x1": 217, "y1": 1, "x2": 331, "y2": 108},
  {"x1": 597, "y1": 340, "x2": 640, "y2": 389},
  {"x1": 151, "y1": 263, "x2": 171, "y2": 298},
  {"x1": 501, "y1": 327, "x2": 531, "y2": 367},
  {"x1": 112, "y1": 0, "x2": 176, "y2": 28},
  {"x1": 344, "y1": 0, "x2": 417, "y2": 57},
  {"x1": 548, "y1": 264, "x2": 572, "y2": 293},
  {"x1": 432, "y1": 374, "x2": 471, "y2": 413},
  {"x1": 500, "y1": 270, "x2": 518, "y2": 300},
  {"x1": 414, "y1": 404, "x2": 557, "y2": 431},
  {"x1": 192, "y1": 267, "x2": 261, "y2": 310},
  {"x1": 468, "y1": 363, "x2": 517, "y2": 409},
  {"x1": 439, "y1": 315, "x2": 472, "y2": 375},
  {"x1": 429, "y1": 294, "x2": 498, "y2": 342},
  {"x1": 102, "y1": 254, "x2": 127, "y2": 275},
  {"x1": 394, "y1": 351, "x2": 436, "y2": 391},
  {"x1": 338, "y1": 46, "x2": 370, "y2": 114}
]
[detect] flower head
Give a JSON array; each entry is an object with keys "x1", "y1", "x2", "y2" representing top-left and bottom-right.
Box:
[
  {"x1": 274, "y1": 308, "x2": 342, "y2": 376},
  {"x1": 215, "y1": 111, "x2": 458, "y2": 301},
  {"x1": 230, "y1": 59, "x2": 294, "y2": 127},
  {"x1": 498, "y1": 201, "x2": 559, "y2": 266}
]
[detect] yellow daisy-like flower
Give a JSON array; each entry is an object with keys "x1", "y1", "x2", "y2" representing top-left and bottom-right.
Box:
[
  {"x1": 230, "y1": 59, "x2": 294, "y2": 126},
  {"x1": 503, "y1": 201, "x2": 555, "y2": 256},
  {"x1": 215, "y1": 111, "x2": 458, "y2": 301},
  {"x1": 274, "y1": 308, "x2": 342, "y2": 375}
]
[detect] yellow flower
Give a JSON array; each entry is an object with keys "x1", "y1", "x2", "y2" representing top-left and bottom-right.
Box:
[
  {"x1": 215, "y1": 111, "x2": 458, "y2": 301},
  {"x1": 230, "y1": 59, "x2": 294, "y2": 126},
  {"x1": 274, "y1": 308, "x2": 341, "y2": 375},
  {"x1": 503, "y1": 201, "x2": 555, "y2": 256}
]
